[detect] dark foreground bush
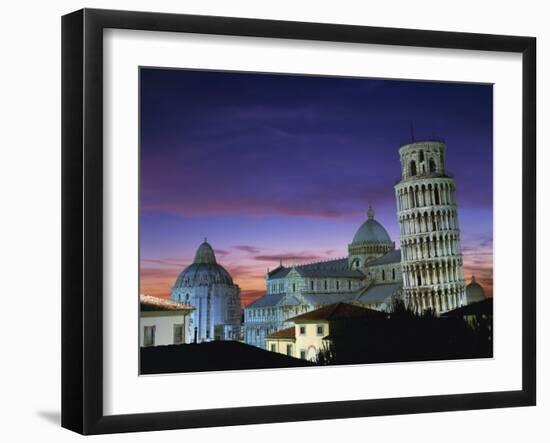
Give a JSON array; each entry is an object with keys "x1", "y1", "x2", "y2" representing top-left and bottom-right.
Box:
[{"x1": 316, "y1": 300, "x2": 492, "y2": 365}]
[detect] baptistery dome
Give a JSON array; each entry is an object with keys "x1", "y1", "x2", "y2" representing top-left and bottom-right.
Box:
[
  {"x1": 173, "y1": 240, "x2": 233, "y2": 288},
  {"x1": 466, "y1": 275, "x2": 486, "y2": 304}
]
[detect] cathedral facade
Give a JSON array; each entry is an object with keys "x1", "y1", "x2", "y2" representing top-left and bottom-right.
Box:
[{"x1": 243, "y1": 140, "x2": 481, "y2": 349}]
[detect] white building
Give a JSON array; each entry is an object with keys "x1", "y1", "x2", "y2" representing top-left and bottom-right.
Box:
[
  {"x1": 170, "y1": 240, "x2": 241, "y2": 342},
  {"x1": 139, "y1": 295, "x2": 193, "y2": 347},
  {"x1": 265, "y1": 302, "x2": 387, "y2": 361}
]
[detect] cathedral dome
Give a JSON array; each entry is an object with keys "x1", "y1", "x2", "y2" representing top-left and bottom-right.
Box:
[
  {"x1": 466, "y1": 275, "x2": 486, "y2": 304},
  {"x1": 352, "y1": 206, "x2": 392, "y2": 244},
  {"x1": 173, "y1": 240, "x2": 234, "y2": 288}
]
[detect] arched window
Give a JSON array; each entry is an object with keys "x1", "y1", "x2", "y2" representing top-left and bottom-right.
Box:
[
  {"x1": 392, "y1": 268, "x2": 396, "y2": 280},
  {"x1": 324, "y1": 280, "x2": 328, "y2": 290},
  {"x1": 348, "y1": 280, "x2": 352, "y2": 290},
  {"x1": 336, "y1": 280, "x2": 340, "y2": 290},
  {"x1": 410, "y1": 160, "x2": 417, "y2": 176},
  {"x1": 417, "y1": 274, "x2": 422, "y2": 286},
  {"x1": 434, "y1": 186, "x2": 440, "y2": 205},
  {"x1": 419, "y1": 150, "x2": 424, "y2": 162},
  {"x1": 429, "y1": 158, "x2": 436, "y2": 173},
  {"x1": 310, "y1": 280, "x2": 314, "y2": 291},
  {"x1": 382, "y1": 270, "x2": 385, "y2": 281},
  {"x1": 292, "y1": 283, "x2": 296, "y2": 292}
]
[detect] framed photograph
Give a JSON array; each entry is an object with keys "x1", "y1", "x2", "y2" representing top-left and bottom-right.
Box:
[{"x1": 62, "y1": 8, "x2": 536, "y2": 435}]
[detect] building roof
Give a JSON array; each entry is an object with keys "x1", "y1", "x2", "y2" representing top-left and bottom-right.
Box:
[
  {"x1": 173, "y1": 240, "x2": 234, "y2": 288},
  {"x1": 140, "y1": 294, "x2": 193, "y2": 312},
  {"x1": 193, "y1": 240, "x2": 217, "y2": 264},
  {"x1": 296, "y1": 258, "x2": 363, "y2": 278},
  {"x1": 466, "y1": 275, "x2": 486, "y2": 304},
  {"x1": 355, "y1": 282, "x2": 402, "y2": 304},
  {"x1": 140, "y1": 341, "x2": 314, "y2": 374},
  {"x1": 366, "y1": 249, "x2": 402, "y2": 266},
  {"x1": 267, "y1": 265, "x2": 291, "y2": 279},
  {"x1": 245, "y1": 293, "x2": 300, "y2": 309},
  {"x1": 266, "y1": 327, "x2": 296, "y2": 339},
  {"x1": 351, "y1": 207, "x2": 392, "y2": 244},
  {"x1": 287, "y1": 302, "x2": 387, "y2": 323},
  {"x1": 301, "y1": 293, "x2": 356, "y2": 305},
  {"x1": 267, "y1": 258, "x2": 364, "y2": 280}
]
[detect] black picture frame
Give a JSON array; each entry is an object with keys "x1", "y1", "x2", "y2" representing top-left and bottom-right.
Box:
[{"x1": 61, "y1": 8, "x2": 536, "y2": 435}]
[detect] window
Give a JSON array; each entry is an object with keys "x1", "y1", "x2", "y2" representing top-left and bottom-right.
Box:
[
  {"x1": 419, "y1": 150, "x2": 424, "y2": 162},
  {"x1": 311, "y1": 280, "x2": 314, "y2": 291},
  {"x1": 270, "y1": 344, "x2": 276, "y2": 352},
  {"x1": 299, "y1": 326, "x2": 306, "y2": 335},
  {"x1": 292, "y1": 283, "x2": 296, "y2": 292},
  {"x1": 300, "y1": 350, "x2": 306, "y2": 360},
  {"x1": 324, "y1": 280, "x2": 327, "y2": 290},
  {"x1": 144, "y1": 326, "x2": 155, "y2": 347},
  {"x1": 410, "y1": 160, "x2": 417, "y2": 176},
  {"x1": 392, "y1": 268, "x2": 396, "y2": 280},
  {"x1": 173, "y1": 324, "x2": 185, "y2": 344},
  {"x1": 336, "y1": 280, "x2": 340, "y2": 290},
  {"x1": 382, "y1": 270, "x2": 385, "y2": 280},
  {"x1": 286, "y1": 344, "x2": 293, "y2": 356},
  {"x1": 316, "y1": 325, "x2": 324, "y2": 336},
  {"x1": 348, "y1": 280, "x2": 352, "y2": 290},
  {"x1": 429, "y1": 158, "x2": 436, "y2": 173}
]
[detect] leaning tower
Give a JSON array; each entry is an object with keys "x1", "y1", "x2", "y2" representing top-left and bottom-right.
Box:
[{"x1": 394, "y1": 141, "x2": 466, "y2": 314}]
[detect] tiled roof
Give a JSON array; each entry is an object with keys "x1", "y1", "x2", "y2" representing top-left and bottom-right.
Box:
[
  {"x1": 245, "y1": 293, "x2": 301, "y2": 309},
  {"x1": 266, "y1": 327, "x2": 296, "y2": 339},
  {"x1": 301, "y1": 293, "x2": 356, "y2": 305},
  {"x1": 140, "y1": 294, "x2": 193, "y2": 312},
  {"x1": 295, "y1": 258, "x2": 364, "y2": 278},
  {"x1": 267, "y1": 266, "x2": 291, "y2": 279},
  {"x1": 366, "y1": 249, "x2": 401, "y2": 266},
  {"x1": 355, "y1": 282, "x2": 402, "y2": 304},
  {"x1": 267, "y1": 258, "x2": 365, "y2": 280},
  {"x1": 288, "y1": 302, "x2": 387, "y2": 322}
]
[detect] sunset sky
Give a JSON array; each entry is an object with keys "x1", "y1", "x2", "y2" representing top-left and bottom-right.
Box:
[{"x1": 140, "y1": 68, "x2": 493, "y2": 307}]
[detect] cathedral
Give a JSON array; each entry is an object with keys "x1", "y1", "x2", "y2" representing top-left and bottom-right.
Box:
[{"x1": 243, "y1": 140, "x2": 486, "y2": 349}]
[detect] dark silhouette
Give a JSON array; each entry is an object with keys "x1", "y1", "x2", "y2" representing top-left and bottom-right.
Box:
[
  {"x1": 316, "y1": 299, "x2": 492, "y2": 365},
  {"x1": 141, "y1": 300, "x2": 492, "y2": 374},
  {"x1": 140, "y1": 340, "x2": 314, "y2": 374}
]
